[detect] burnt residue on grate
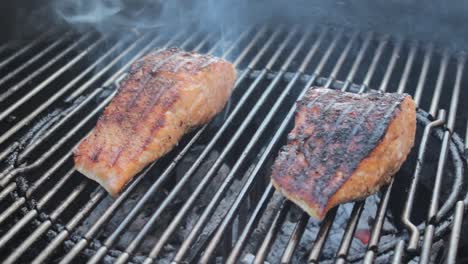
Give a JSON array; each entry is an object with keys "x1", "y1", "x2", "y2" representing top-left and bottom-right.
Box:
[{"x1": 0, "y1": 25, "x2": 466, "y2": 264}]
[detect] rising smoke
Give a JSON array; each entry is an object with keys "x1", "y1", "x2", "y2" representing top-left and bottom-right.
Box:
[
  {"x1": 2, "y1": 1, "x2": 468, "y2": 51},
  {"x1": 50, "y1": 0, "x2": 468, "y2": 51}
]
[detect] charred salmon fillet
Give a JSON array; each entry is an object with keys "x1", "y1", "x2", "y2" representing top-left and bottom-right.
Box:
[
  {"x1": 271, "y1": 87, "x2": 416, "y2": 220},
  {"x1": 74, "y1": 48, "x2": 236, "y2": 196}
]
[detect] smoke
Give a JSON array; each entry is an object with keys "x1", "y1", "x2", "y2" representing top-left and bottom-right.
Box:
[
  {"x1": 55, "y1": 0, "x2": 125, "y2": 26},
  {"x1": 49, "y1": 0, "x2": 468, "y2": 52},
  {"x1": 3, "y1": 0, "x2": 466, "y2": 52},
  {"x1": 54, "y1": 0, "x2": 167, "y2": 31}
]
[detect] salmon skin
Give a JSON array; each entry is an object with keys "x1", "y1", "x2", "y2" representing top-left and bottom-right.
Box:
[
  {"x1": 74, "y1": 48, "x2": 236, "y2": 196},
  {"x1": 271, "y1": 87, "x2": 416, "y2": 220}
]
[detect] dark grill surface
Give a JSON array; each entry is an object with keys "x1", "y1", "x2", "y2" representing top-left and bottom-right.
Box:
[{"x1": 0, "y1": 26, "x2": 467, "y2": 264}]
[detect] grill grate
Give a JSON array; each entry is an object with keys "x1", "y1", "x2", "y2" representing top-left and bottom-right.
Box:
[{"x1": 0, "y1": 26, "x2": 467, "y2": 263}]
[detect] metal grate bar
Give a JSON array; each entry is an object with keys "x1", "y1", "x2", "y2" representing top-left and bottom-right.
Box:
[
  {"x1": 0, "y1": 198, "x2": 26, "y2": 225},
  {"x1": 64, "y1": 33, "x2": 154, "y2": 102},
  {"x1": 0, "y1": 35, "x2": 119, "y2": 146},
  {"x1": 413, "y1": 43, "x2": 435, "y2": 106},
  {"x1": 203, "y1": 30, "x2": 329, "y2": 264},
  {"x1": 416, "y1": 48, "x2": 466, "y2": 262},
  {"x1": 429, "y1": 131, "x2": 452, "y2": 220},
  {"x1": 307, "y1": 34, "x2": 390, "y2": 262},
  {"x1": 0, "y1": 26, "x2": 466, "y2": 264},
  {"x1": 85, "y1": 30, "x2": 268, "y2": 264},
  {"x1": 265, "y1": 31, "x2": 365, "y2": 264},
  {"x1": 60, "y1": 26, "x2": 263, "y2": 264},
  {"x1": 99, "y1": 30, "x2": 197, "y2": 89},
  {"x1": 0, "y1": 29, "x2": 55, "y2": 71},
  {"x1": 162, "y1": 30, "x2": 313, "y2": 263},
  {"x1": 0, "y1": 207, "x2": 39, "y2": 249},
  {"x1": 3, "y1": 181, "x2": 90, "y2": 263},
  {"x1": 0, "y1": 137, "x2": 105, "y2": 249},
  {"x1": 308, "y1": 208, "x2": 338, "y2": 263},
  {"x1": 314, "y1": 29, "x2": 344, "y2": 76},
  {"x1": 324, "y1": 31, "x2": 359, "y2": 88},
  {"x1": 31, "y1": 188, "x2": 107, "y2": 264},
  {"x1": 226, "y1": 183, "x2": 275, "y2": 264},
  {"x1": 342, "y1": 31, "x2": 373, "y2": 91},
  {"x1": 0, "y1": 32, "x2": 73, "y2": 88},
  {"x1": 14, "y1": 32, "x2": 189, "y2": 163},
  {"x1": 379, "y1": 37, "x2": 403, "y2": 92},
  {"x1": 0, "y1": 33, "x2": 94, "y2": 116},
  {"x1": 401, "y1": 111, "x2": 445, "y2": 252},
  {"x1": 362, "y1": 37, "x2": 415, "y2": 263},
  {"x1": 253, "y1": 200, "x2": 291, "y2": 264},
  {"x1": 360, "y1": 34, "x2": 389, "y2": 91},
  {"x1": 397, "y1": 40, "x2": 418, "y2": 94},
  {"x1": 335, "y1": 201, "x2": 365, "y2": 264},
  {"x1": 280, "y1": 212, "x2": 309, "y2": 263},
  {"x1": 392, "y1": 240, "x2": 406, "y2": 263},
  {"x1": 429, "y1": 48, "x2": 450, "y2": 117},
  {"x1": 3, "y1": 29, "x2": 203, "y2": 262},
  {"x1": 242, "y1": 29, "x2": 344, "y2": 263},
  {"x1": 446, "y1": 201, "x2": 464, "y2": 264},
  {"x1": 58, "y1": 163, "x2": 154, "y2": 264},
  {"x1": 307, "y1": 31, "x2": 382, "y2": 263},
  {"x1": 169, "y1": 28, "x2": 311, "y2": 263},
  {"x1": 109, "y1": 28, "x2": 298, "y2": 264},
  {"x1": 363, "y1": 181, "x2": 395, "y2": 264},
  {"x1": 0, "y1": 32, "x2": 189, "y2": 190},
  {"x1": 447, "y1": 53, "x2": 467, "y2": 131},
  {"x1": 0, "y1": 89, "x2": 115, "y2": 187},
  {"x1": 89, "y1": 29, "x2": 256, "y2": 261}
]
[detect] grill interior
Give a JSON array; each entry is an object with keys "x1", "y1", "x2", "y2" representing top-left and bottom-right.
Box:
[{"x1": 0, "y1": 25, "x2": 467, "y2": 264}]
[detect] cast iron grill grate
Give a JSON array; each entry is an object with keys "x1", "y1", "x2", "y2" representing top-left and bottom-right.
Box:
[{"x1": 0, "y1": 26, "x2": 466, "y2": 263}]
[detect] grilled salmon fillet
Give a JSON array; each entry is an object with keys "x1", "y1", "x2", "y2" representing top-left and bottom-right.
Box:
[
  {"x1": 271, "y1": 87, "x2": 416, "y2": 220},
  {"x1": 74, "y1": 48, "x2": 236, "y2": 196}
]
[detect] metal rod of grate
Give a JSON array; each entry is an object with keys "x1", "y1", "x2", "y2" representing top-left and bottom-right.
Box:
[
  {"x1": 0, "y1": 29, "x2": 211, "y2": 262},
  {"x1": 0, "y1": 25, "x2": 466, "y2": 264}
]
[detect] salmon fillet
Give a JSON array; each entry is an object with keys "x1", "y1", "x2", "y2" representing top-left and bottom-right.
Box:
[
  {"x1": 271, "y1": 87, "x2": 416, "y2": 220},
  {"x1": 74, "y1": 48, "x2": 236, "y2": 196}
]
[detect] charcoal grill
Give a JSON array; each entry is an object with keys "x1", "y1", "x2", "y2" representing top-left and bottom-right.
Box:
[{"x1": 0, "y1": 16, "x2": 467, "y2": 264}]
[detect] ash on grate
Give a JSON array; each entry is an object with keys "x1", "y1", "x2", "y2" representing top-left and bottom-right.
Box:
[
  {"x1": 74, "y1": 144, "x2": 237, "y2": 261},
  {"x1": 240, "y1": 193, "x2": 400, "y2": 264}
]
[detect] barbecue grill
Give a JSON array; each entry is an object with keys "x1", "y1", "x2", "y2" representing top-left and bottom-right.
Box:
[{"x1": 0, "y1": 1, "x2": 467, "y2": 264}]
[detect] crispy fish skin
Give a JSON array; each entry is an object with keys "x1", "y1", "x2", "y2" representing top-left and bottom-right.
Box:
[
  {"x1": 74, "y1": 48, "x2": 236, "y2": 196},
  {"x1": 271, "y1": 87, "x2": 416, "y2": 220}
]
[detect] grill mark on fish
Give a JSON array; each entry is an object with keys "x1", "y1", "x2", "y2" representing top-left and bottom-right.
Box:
[
  {"x1": 172, "y1": 55, "x2": 198, "y2": 72},
  {"x1": 199, "y1": 56, "x2": 219, "y2": 69},
  {"x1": 351, "y1": 104, "x2": 376, "y2": 136},
  {"x1": 322, "y1": 102, "x2": 400, "y2": 203},
  {"x1": 74, "y1": 47, "x2": 236, "y2": 196},
  {"x1": 109, "y1": 50, "x2": 181, "y2": 163},
  {"x1": 367, "y1": 102, "x2": 401, "y2": 144},
  {"x1": 273, "y1": 87, "x2": 408, "y2": 213},
  {"x1": 90, "y1": 147, "x2": 102, "y2": 162},
  {"x1": 163, "y1": 51, "x2": 217, "y2": 73},
  {"x1": 110, "y1": 76, "x2": 176, "y2": 166},
  {"x1": 313, "y1": 104, "x2": 355, "y2": 160},
  {"x1": 316, "y1": 103, "x2": 376, "y2": 207},
  {"x1": 310, "y1": 95, "x2": 401, "y2": 209},
  {"x1": 128, "y1": 50, "x2": 181, "y2": 111},
  {"x1": 151, "y1": 49, "x2": 182, "y2": 74},
  {"x1": 299, "y1": 94, "x2": 337, "y2": 161},
  {"x1": 302, "y1": 104, "x2": 356, "y2": 208},
  {"x1": 128, "y1": 48, "x2": 166, "y2": 76}
]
